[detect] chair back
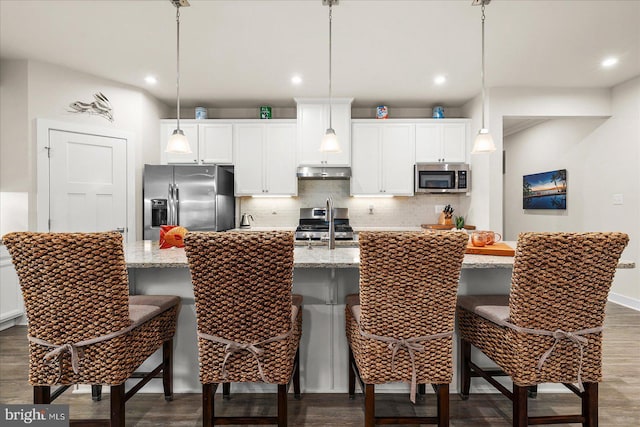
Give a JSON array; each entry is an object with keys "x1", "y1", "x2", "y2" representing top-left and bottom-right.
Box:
[
  {"x1": 2, "y1": 232, "x2": 130, "y2": 343},
  {"x1": 358, "y1": 231, "x2": 468, "y2": 338},
  {"x1": 184, "y1": 231, "x2": 294, "y2": 345},
  {"x1": 509, "y1": 232, "x2": 629, "y2": 331}
]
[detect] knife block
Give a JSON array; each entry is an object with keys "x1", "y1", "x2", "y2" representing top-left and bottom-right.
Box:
[{"x1": 437, "y1": 212, "x2": 453, "y2": 226}]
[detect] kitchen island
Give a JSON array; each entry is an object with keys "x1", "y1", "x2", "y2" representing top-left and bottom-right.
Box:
[{"x1": 126, "y1": 240, "x2": 634, "y2": 395}]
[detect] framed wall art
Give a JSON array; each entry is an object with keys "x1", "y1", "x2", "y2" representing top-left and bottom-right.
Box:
[{"x1": 523, "y1": 169, "x2": 567, "y2": 209}]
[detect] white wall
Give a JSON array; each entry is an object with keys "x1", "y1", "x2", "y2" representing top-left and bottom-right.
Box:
[
  {"x1": 500, "y1": 77, "x2": 640, "y2": 306},
  {"x1": 0, "y1": 60, "x2": 29, "y2": 193},
  {"x1": 585, "y1": 77, "x2": 640, "y2": 305},
  {"x1": 0, "y1": 59, "x2": 170, "y2": 238},
  {"x1": 503, "y1": 117, "x2": 606, "y2": 238},
  {"x1": 465, "y1": 87, "x2": 612, "y2": 232}
]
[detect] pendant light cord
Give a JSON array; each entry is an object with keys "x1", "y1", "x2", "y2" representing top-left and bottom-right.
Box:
[
  {"x1": 176, "y1": 6, "x2": 181, "y2": 131},
  {"x1": 480, "y1": 2, "x2": 486, "y2": 129},
  {"x1": 328, "y1": 2, "x2": 333, "y2": 130}
]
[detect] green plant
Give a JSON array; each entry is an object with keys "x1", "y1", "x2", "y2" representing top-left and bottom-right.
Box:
[{"x1": 454, "y1": 215, "x2": 465, "y2": 230}]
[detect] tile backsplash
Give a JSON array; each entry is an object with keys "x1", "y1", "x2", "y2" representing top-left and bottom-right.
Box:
[{"x1": 238, "y1": 180, "x2": 470, "y2": 229}]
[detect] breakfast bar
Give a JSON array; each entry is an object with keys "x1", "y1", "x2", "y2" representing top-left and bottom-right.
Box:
[{"x1": 125, "y1": 240, "x2": 635, "y2": 395}]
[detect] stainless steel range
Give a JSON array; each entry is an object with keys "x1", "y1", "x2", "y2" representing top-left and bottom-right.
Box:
[{"x1": 295, "y1": 207, "x2": 354, "y2": 240}]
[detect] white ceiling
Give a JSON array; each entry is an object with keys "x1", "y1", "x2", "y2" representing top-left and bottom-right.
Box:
[{"x1": 1, "y1": 0, "x2": 638, "y2": 109}]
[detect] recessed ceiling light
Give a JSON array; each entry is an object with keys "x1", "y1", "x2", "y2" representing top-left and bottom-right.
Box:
[
  {"x1": 601, "y1": 57, "x2": 619, "y2": 68},
  {"x1": 145, "y1": 75, "x2": 158, "y2": 85},
  {"x1": 291, "y1": 75, "x2": 303, "y2": 85},
  {"x1": 434, "y1": 75, "x2": 447, "y2": 85}
]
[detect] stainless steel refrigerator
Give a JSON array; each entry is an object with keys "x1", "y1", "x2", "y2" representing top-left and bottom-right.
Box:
[{"x1": 143, "y1": 164, "x2": 235, "y2": 241}]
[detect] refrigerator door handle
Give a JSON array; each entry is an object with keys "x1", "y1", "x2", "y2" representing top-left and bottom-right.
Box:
[
  {"x1": 168, "y1": 183, "x2": 174, "y2": 224},
  {"x1": 175, "y1": 185, "x2": 180, "y2": 225}
]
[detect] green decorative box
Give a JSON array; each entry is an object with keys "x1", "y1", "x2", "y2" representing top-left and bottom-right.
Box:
[{"x1": 260, "y1": 106, "x2": 272, "y2": 119}]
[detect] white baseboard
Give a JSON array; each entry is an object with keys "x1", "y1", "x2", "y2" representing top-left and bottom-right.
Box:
[
  {"x1": 608, "y1": 293, "x2": 640, "y2": 311},
  {"x1": 0, "y1": 318, "x2": 19, "y2": 332}
]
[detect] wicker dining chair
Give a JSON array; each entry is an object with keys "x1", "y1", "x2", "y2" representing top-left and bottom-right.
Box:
[
  {"x1": 2, "y1": 232, "x2": 181, "y2": 427},
  {"x1": 346, "y1": 231, "x2": 469, "y2": 427},
  {"x1": 184, "y1": 231, "x2": 302, "y2": 427},
  {"x1": 457, "y1": 232, "x2": 629, "y2": 427}
]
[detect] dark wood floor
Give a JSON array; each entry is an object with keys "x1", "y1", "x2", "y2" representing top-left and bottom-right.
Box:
[{"x1": 1, "y1": 302, "x2": 638, "y2": 426}]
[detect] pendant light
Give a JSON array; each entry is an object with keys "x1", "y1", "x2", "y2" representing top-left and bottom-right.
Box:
[
  {"x1": 471, "y1": 0, "x2": 496, "y2": 154},
  {"x1": 166, "y1": 0, "x2": 192, "y2": 154},
  {"x1": 319, "y1": 0, "x2": 340, "y2": 153}
]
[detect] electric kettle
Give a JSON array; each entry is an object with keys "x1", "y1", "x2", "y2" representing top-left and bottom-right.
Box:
[{"x1": 240, "y1": 213, "x2": 254, "y2": 229}]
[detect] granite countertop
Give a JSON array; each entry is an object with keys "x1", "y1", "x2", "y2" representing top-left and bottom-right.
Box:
[{"x1": 124, "y1": 240, "x2": 636, "y2": 270}]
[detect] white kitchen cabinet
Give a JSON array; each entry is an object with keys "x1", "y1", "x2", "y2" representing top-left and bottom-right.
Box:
[
  {"x1": 0, "y1": 245, "x2": 24, "y2": 331},
  {"x1": 351, "y1": 121, "x2": 415, "y2": 196},
  {"x1": 198, "y1": 123, "x2": 234, "y2": 164},
  {"x1": 233, "y1": 121, "x2": 297, "y2": 196},
  {"x1": 296, "y1": 98, "x2": 353, "y2": 166},
  {"x1": 415, "y1": 120, "x2": 469, "y2": 163},
  {"x1": 160, "y1": 120, "x2": 234, "y2": 165}
]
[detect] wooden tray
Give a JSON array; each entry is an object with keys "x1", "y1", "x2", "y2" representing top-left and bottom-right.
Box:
[
  {"x1": 421, "y1": 224, "x2": 476, "y2": 230},
  {"x1": 465, "y1": 242, "x2": 515, "y2": 256}
]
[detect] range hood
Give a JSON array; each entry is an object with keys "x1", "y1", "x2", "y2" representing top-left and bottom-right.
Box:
[{"x1": 296, "y1": 166, "x2": 351, "y2": 180}]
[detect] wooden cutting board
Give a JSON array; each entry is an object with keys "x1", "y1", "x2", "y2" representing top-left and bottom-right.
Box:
[
  {"x1": 421, "y1": 224, "x2": 476, "y2": 230},
  {"x1": 465, "y1": 242, "x2": 515, "y2": 256}
]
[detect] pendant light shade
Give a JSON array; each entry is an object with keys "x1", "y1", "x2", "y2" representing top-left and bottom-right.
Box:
[
  {"x1": 472, "y1": 128, "x2": 495, "y2": 153},
  {"x1": 320, "y1": 0, "x2": 340, "y2": 153},
  {"x1": 471, "y1": 0, "x2": 496, "y2": 154},
  {"x1": 320, "y1": 128, "x2": 340, "y2": 153},
  {"x1": 167, "y1": 129, "x2": 191, "y2": 153},
  {"x1": 166, "y1": 0, "x2": 192, "y2": 154}
]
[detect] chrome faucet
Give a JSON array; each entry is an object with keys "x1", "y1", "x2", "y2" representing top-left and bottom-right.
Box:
[{"x1": 325, "y1": 196, "x2": 336, "y2": 250}]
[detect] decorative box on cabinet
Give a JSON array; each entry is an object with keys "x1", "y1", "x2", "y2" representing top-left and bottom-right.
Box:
[
  {"x1": 295, "y1": 98, "x2": 353, "y2": 166},
  {"x1": 160, "y1": 120, "x2": 233, "y2": 165},
  {"x1": 415, "y1": 120, "x2": 469, "y2": 163},
  {"x1": 351, "y1": 121, "x2": 415, "y2": 196},
  {"x1": 233, "y1": 121, "x2": 297, "y2": 196}
]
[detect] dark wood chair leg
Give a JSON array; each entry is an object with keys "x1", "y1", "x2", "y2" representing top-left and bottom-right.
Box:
[
  {"x1": 91, "y1": 384, "x2": 102, "y2": 402},
  {"x1": 437, "y1": 384, "x2": 450, "y2": 427},
  {"x1": 418, "y1": 383, "x2": 426, "y2": 396},
  {"x1": 348, "y1": 346, "x2": 356, "y2": 399},
  {"x1": 527, "y1": 384, "x2": 538, "y2": 399},
  {"x1": 460, "y1": 338, "x2": 472, "y2": 400},
  {"x1": 582, "y1": 382, "x2": 598, "y2": 427},
  {"x1": 203, "y1": 383, "x2": 214, "y2": 427},
  {"x1": 277, "y1": 384, "x2": 288, "y2": 427},
  {"x1": 364, "y1": 384, "x2": 375, "y2": 427},
  {"x1": 293, "y1": 349, "x2": 301, "y2": 399},
  {"x1": 222, "y1": 382, "x2": 231, "y2": 400},
  {"x1": 110, "y1": 383, "x2": 125, "y2": 427},
  {"x1": 34, "y1": 386, "x2": 51, "y2": 404},
  {"x1": 513, "y1": 384, "x2": 528, "y2": 427},
  {"x1": 163, "y1": 339, "x2": 174, "y2": 401}
]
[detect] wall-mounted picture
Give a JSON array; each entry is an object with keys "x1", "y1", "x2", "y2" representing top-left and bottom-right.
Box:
[{"x1": 523, "y1": 169, "x2": 567, "y2": 209}]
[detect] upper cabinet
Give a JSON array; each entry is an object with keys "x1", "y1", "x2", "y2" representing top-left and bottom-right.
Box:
[
  {"x1": 415, "y1": 120, "x2": 469, "y2": 163},
  {"x1": 233, "y1": 121, "x2": 297, "y2": 196},
  {"x1": 351, "y1": 121, "x2": 415, "y2": 196},
  {"x1": 160, "y1": 120, "x2": 234, "y2": 165},
  {"x1": 296, "y1": 98, "x2": 353, "y2": 166}
]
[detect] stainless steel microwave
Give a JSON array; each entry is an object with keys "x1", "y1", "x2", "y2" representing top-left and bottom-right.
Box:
[{"x1": 415, "y1": 163, "x2": 470, "y2": 194}]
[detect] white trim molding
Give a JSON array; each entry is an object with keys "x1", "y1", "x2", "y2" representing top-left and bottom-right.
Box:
[{"x1": 608, "y1": 293, "x2": 640, "y2": 312}]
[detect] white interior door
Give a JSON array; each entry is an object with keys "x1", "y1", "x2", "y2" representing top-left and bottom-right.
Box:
[{"x1": 48, "y1": 129, "x2": 128, "y2": 238}]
